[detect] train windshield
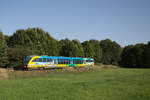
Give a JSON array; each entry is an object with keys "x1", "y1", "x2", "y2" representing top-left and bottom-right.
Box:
[{"x1": 24, "y1": 56, "x2": 32, "y2": 65}]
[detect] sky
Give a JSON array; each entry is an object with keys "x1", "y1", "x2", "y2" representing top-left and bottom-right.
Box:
[{"x1": 0, "y1": 0, "x2": 150, "y2": 46}]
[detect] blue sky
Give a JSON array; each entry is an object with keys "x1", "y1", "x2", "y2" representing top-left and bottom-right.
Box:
[{"x1": 0, "y1": 0, "x2": 150, "y2": 46}]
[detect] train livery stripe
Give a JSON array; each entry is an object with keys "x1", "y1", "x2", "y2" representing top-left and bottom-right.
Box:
[{"x1": 25, "y1": 56, "x2": 94, "y2": 68}]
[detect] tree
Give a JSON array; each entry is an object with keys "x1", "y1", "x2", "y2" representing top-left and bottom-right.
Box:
[
  {"x1": 4, "y1": 35, "x2": 10, "y2": 46},
  {"x1": 120, "y1": 45, "x2": 134, "y2": 67},
  {"x1": 143, "y1": 42, "x2": 150, "y2": 68},
  {"x1": 89, "y1": 39, "x2": 102, "y2": 63},
  {"x1": 100, "y1": 39, "x2": 122, "y2": 65},
  {"x1": 0, "y1": 31, "x2": 8, "y2": 67},
  {"x1": 120, "y1": 44, "x2": 145, "y2": 68},
  {"x1": 6, "y1": 28, "x2": 60, "y2": 67},
  {"x1": 71, "y1": 40, "x2": 84, "y2": 57},
  {"x1": 8, "y1": 28, "x2": 59, "y2": 56},
  {"x1": 82, "y1": 41, "x2": 95, "y2": 58},
  {"x1": 7, "y1": 48, "x2": 33, "y2": 68},
  {"x1": 133, "y1": 44, "x2": 145, "y2": 67},
  {"x1": 59, "y1": 38, "x2": 72, "y2": 57}
]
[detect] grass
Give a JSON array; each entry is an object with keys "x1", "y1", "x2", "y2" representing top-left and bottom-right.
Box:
[{"x1": 0, "y1": 68, "x2": 150, "y2": 100}]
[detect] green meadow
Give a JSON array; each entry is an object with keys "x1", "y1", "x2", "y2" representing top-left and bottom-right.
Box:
[{"x1": 0, "y1": 68, "x2": 150, "y2": 100}]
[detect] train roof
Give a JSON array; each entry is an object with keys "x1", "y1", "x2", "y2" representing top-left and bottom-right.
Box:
[{"x1": 26, "y1": 55, "x2": 93, "y2": 60}]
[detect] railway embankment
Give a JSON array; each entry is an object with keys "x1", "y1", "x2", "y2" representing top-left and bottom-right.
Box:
[
  {"x1": 0, "y1": 68, "x2": 8, "y2": 79},
  {"x1": 0, "y1": 65, "x2": 119, "y2": 80}
]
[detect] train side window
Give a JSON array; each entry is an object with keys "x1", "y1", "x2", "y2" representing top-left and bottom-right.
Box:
[
  {"x1": 80, "y1": 60, "x2": 83, "y2": 64},
  {"x1": 58, "y1": 59, "x2": 60, "y2": 64},
  {"x1": 47, "y1": 58, "x2": 52, "y2": 62},
  {"x1": 86, "y1": 60, "x2": 93, "y2": 62},
  {"x1": 60, "y1": 59, "x2": 63, "y2": 64},
  {"x1": 61, "y1": 59, "x2": 64, "y2": 64},
  {"x1": 62, "y1": 59, "x2": 64, "y2": 64},
  {"x1": 65, "y1": 59, "x2": 68, "y2": 64},
  {"x1": 63, "y1": 59, "x2": 65, "y2": 64},
  {"x1": 60, "y1": 59, "x2": 64, "y2": 64},
  {"x1": 50, "y1": 58, "x2": 53, "y2": 62},
  {"x1": 64, "y1": 59, "x2": 66, "y2": 64},
  {"x1": 47, "y1": 58, "x2": 50, "y2": 62},
  {"x1": 73, "y1": 59, "x2": 83, "y2": 64},
  {"x1": 68, "y1": 59, "x2": 71, "y2": 64},
  {"x1": 47, "y1": 58, "x2": 49, "y2": 62},
  {"x1": 39, "y1": 58, "x2": 42, "y2": 62},
  {"x1": 68, "y1": 60, "x2": 70, "y2": 64},
  {"x1": 43, "y1": 58, "x2": 47, "y2": 62},
  {"x1": 66, "y1": 60, "x2": 68, "y2": 64},
  {"x1": 65, "y1": 60, "x2": 67, "y2": 64},
  {"x1": 58, "y1": 59, "x2": 70, "y2": 64},
  {"x1": 61, "y1": 59, "x2": 63, "y2": 64},
  {"x1": 57, "y1": 59, "x2": 71, "y2": 64},
  {"x1": 60, "y1": 59, "x2": 62, "y2": 64},
  {"x1": 61, "y1": 59, "x2": 62, "y2": 64},
  {"x1": 73, "y1": 59, "x2": 75, "y2": 64},
  {"x1": 59, "y1": 59, "x2": 62, "y2": 64},
  {"x1": 67, "y1": 59, "x2": 69, "y2": 64}
]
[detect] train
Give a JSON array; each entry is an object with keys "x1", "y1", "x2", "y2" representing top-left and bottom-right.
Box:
[{"x1": 24, "y1": 55, "x2": 94, "y2": 69}]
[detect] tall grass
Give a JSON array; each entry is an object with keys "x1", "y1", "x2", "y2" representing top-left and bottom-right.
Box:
[{"x1": 0, "y1": 68, "x2": 150, "y2": 100}]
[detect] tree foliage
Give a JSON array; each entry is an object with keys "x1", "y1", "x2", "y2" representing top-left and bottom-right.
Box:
[
  {"x1": 71, "y1": 40, "x2": 84, "y2": 57},
  {"x1": 100, "y1": 39, "x2": 122, "y2": 65},
  {"x1": 82, "y1": 41, "x2": 95, "y2": 58},
  {"x1": 0, "y1": 31, "x2": 8, "y2": 67},
  {"x1": 8, "y1": 28, "x2": 59, "y2": 56},
  {"x1": 59, "y1": 39, "x2": 84, "y2": 57},
  {"x1": 7, "y1": 48, "x2": 32, "y2": 67},
  {"x1": 1, "y1": 27, "x2": 150, "y2": 68},
  {"x1": 89, "y1": 39, "x2": 102, "y2": 63},
  {"x1": 143, "y1": 42, "x2": 150, "y2": 68},
  {"x1": 120, "y1": 45, "x2": 134, "y2": 67},
  {"x1": 59, "y1": 38, "x2": 72, "y2": 57},
  {"x1": 120, "y1": 43, "x2": 149, "y2": 68}
]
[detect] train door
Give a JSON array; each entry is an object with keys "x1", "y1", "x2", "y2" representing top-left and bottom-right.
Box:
[{"x1": 54, "y1": 59, "x2": 57, "y2": 64}]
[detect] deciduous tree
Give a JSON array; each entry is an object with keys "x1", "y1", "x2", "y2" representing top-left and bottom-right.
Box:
[
  {"x1": 0, "y1": 31, "x2": 8, "y2": 67},
  {"x1": 100, "y1": 39, "x2": 122, "y2": 65},
  {"x1": 82, "y1": 41, "x2": 95, "y2": 58}
]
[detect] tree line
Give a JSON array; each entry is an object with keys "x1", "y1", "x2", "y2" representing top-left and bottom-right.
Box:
[{"x1": 0, "y1": 28, "x2": 150, "y2": 68}]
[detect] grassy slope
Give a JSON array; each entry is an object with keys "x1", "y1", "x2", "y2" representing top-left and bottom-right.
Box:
[{"x1": 0, "y1": 68, "x2": 150, "y2": 100}]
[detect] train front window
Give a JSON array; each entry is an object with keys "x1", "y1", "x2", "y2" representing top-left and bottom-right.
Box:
[
  {"x1": 32, "y1": 58, "x2": 39, "y2": 62},
  {"x1": 24, "y1": 56, "x2": 32, "y2": 64}
]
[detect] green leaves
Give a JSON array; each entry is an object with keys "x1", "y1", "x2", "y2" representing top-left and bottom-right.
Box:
[
  {"x1": 6, "y1": 28, "x2": 60, "y2": 67},
  {"x1": 59, "y1": 39, "x2": 84, "y2": 57},
  {"x1": 8, "y1": 28, "x2": 59, "y2": 56},
  {"x1": 143, "y1": 42, "x2": 150, "y2": 67},
  {"x1": 100, "y1": 39, "x2": 122, "y2": 65},
  {"x1": 0, "y1": 31, "x2": 8, "y2": 68},
  {"x1": 82, "y1": 41, "x2": 95, "y2": 58},
  {"x1": 1, "y1": 27, "x2": 150, "y2": 68},
  {"x1": 89, "y1": 39, "x2": 102, "y2": 63},
  {"x1": 121, "y1": 43, "x2": 150, "y2": 68}
]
